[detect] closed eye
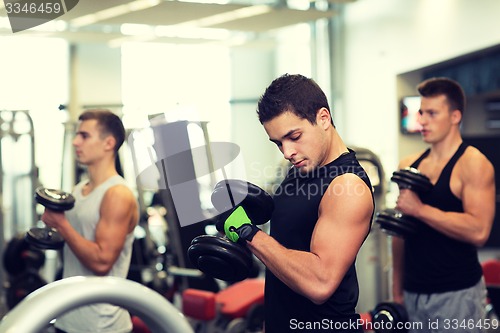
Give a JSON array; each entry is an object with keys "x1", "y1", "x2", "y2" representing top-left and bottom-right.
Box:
[
  {"x1": 76, "y1": 131, "x2": 89, "y2": 139},
  {"x1": 418, "y1": 110, "x2": 436, "y2": 117}
]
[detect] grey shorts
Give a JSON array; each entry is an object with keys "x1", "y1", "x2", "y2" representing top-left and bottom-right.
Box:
[{"x1": 403, "y1": 279, "x2": 488, "y2": 333}]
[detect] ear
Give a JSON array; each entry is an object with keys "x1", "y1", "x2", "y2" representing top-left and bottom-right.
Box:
[
  {"x1": 103, "y1": 135, "x2": 117, "y2": 152},
  {"x1": 316, "y1": 108, "x2": 331, "y2": 129},
  {"x1": 451, "y1": 109, "x2": 462, "y2": 125}
]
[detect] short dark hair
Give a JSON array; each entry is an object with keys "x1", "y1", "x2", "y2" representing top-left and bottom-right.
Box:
[
  {"x1": 417, "y1": 77, "x2": 466, "y2": 115},
  {"x1": 257, "y1": 74, "x2": 333, "y2": 126},
  {"x1": 79, "y1": 109, "x2": 125, "y2": 154}
]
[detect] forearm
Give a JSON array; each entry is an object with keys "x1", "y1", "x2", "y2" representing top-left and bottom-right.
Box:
[
  {"x1": 57, "y1": 221, "x2": 114, "y2": 275},
  {"x1": 414, "y1": 204, "x2": 491, "y2": 246},
  {"x1": 248, "y1": 231, "x2": 340, "y2": 305}
]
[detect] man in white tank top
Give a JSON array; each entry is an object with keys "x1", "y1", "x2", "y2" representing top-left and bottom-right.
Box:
[{"x1": 42, "y1": 109, "x2": 139, "y2": 333}]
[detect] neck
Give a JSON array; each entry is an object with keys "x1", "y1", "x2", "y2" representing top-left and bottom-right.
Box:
[
  {"x1": 429, "y1": 130, "x2": 462, "y2": 161},
  {"x1": 85, "y1": 157, "x2": 119, "y2": 189},
  {"x1": 325, "y1": 127, "x2": 349, "y2": 163}
]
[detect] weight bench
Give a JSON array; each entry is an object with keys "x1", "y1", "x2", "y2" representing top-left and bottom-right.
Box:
[{"x1": 182, "y1": 278, "x2": 265, "y2": 332}]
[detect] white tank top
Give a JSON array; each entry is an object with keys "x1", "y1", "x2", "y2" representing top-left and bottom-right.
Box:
[{"x1": 55, "y1": 175, "x2": 136, "y2": 333}]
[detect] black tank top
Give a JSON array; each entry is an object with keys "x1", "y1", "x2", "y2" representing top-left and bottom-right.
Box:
[
  {"x1": 264, "y1": 149, "x2": 373, "y2": 333},
  {"x1": 404, "y1": 142, "x2": 483, "y2": 293}
]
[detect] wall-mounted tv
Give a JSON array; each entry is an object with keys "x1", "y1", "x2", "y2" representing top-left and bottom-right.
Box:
[{"x1": 400, "y1": 96, "x2": 423, "y2": 134}]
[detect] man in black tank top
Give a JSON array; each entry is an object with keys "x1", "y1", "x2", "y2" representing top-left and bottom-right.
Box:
[
  {"x1": 222, "y1": 74, "x2": 375, "y2": 332},
  {"x1": 392, "y1": 78, "x2": 496, "y2": 332}
]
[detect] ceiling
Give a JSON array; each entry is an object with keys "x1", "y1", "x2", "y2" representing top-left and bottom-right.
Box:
[{"x1": 0, "y1": 0, "x2": 354, "y2": 45}]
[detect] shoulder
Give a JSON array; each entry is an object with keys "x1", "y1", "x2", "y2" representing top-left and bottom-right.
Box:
[
  {"x1": 459, "y1": 146, "x2": 494, "y2": 179},
  {"x1": 327, "y1": 172, "x2": 373, "y2": 200},
  {"x1": 462, "y1": 145, "x2": 490, "y2": 161},
  {"x1": 103, "y1": 183, "x2": 137, "y2": 204},
  {"x1": 321, "y1": 173, "x2": 374, "y2": 222}
]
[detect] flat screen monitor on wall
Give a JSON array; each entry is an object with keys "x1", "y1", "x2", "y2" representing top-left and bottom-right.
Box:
[{"x1": 400, "y1": 96, "x2": 422, "y2": 134}]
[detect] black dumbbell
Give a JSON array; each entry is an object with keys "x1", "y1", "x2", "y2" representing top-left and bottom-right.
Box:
[
  {"x1": 370, "y1": 302, "x2": 409, "y2": 333},
  {"x1": 187, "y1": 179, "x2": 273, "y2": 282},
  {"x1": 25, "y1": 187, "x2": 75, "y2": 250},
  {"x1": 3, "y1": 233, "x2": 46, "y2": 277},
  {"x1": 375, "y1": 167, "x2": 432, "y2": 238}
]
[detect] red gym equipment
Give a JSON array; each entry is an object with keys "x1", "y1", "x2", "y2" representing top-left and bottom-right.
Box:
[{"x1": 182, "y1": 278, "x2": 265, "y2": 333}]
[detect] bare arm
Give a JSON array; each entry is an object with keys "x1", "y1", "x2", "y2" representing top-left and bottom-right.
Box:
[
  {"x1": 42, "y1": 185, "x2": 139, "y2": 275},
  {"x1": 248, "y1": 174, "x2": 373, "y2": 304},
  {"x1": 396, "y1": 149, "x2": 495, "y2": 246}
]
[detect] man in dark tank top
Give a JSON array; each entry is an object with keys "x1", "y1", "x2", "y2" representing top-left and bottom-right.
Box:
[
  {"x1": 219, "y1": 74, "x2": 375, "y2": 332},
  {"x1": 392, "y1": 77, "x2": 496, "y2": 332}
]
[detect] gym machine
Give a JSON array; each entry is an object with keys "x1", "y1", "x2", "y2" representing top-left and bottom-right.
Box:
[
  {"x1": 2, "y1": 233, "x2": 46, "y2": 309},
  {"x1": 350, "y1": 146, "x2": 391, "y2": 313},
  {"x1": 0, "y1": 110, "x2": 38, "y2": 315},
  {"x1": 128, "y1": 117, "x2": 223, "y2": 292}
]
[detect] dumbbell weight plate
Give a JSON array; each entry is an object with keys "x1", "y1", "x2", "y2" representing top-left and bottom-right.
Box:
[
  {"x1": 372, "y1": 302, "x2": 409, "y2": 333},
  {"x1": 25, "y1": 228, "x2": 65, "y2": 250},
  {"x1": 26, "y1": 187, "x2": 75, "y2": 250},
  {"x1": 35, "y1": 187, "x2": 75, "y2": 211},
  {"x1": 391, "y1": 168, "x2": 432, "y2": 193},
  {"x1": 211, "y1": 180, "x2": 274, "y2": 225},
  {"x1": 188, "y1": 235, "x2": 253, "y2": 282},
  {"x1": 375, "y1": 209, "x2": 419, "y2": 238}
]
